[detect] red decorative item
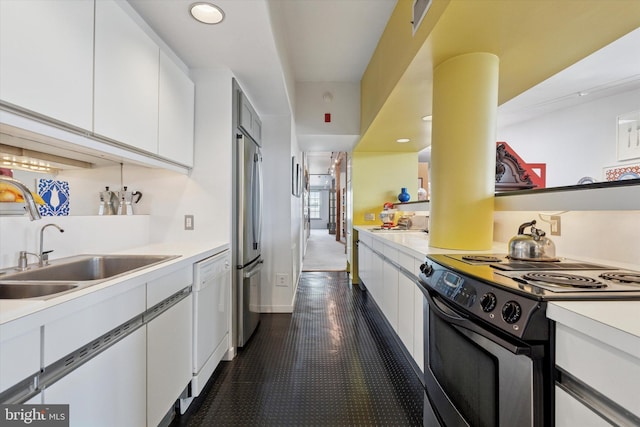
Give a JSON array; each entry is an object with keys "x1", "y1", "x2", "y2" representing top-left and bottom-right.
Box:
[{"x1": 324, "y1": 113, "x2": 331, "y2": 123}]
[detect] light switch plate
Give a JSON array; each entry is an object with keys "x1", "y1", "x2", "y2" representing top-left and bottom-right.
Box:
[{"x1": 184, "y1": 215, "x2": 194, "y2": 230}]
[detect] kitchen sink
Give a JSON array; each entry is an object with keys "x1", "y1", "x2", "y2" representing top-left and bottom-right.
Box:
[
  {"x1": 2, "y1": 255, "x2": 178, "y2": 282},
  {"x1": 0, "y1": 254, "x2": 179, "y2": 299},
  {"x1": 0, "y1": 282, "x2": 78, "y2": 299}
]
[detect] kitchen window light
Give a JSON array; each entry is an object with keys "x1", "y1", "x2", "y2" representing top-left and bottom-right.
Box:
[{"x1": 190, "y1": 3, "x2": 225, "y2": 24}]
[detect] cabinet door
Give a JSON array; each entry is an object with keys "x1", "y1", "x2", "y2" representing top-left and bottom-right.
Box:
[
  {"x1": 147, "y1": 296, "x2": 193, "y2": 427},
  {"x1": 413, "y1": 285, "x2": 424, "y2": 372},
  {"x1": 0, "y1": 326, "x2": 40, "y2": 393},
  {"x1": 357, "y1": 244, "x2": 369, "y2": 286},
  {"x1": 238, "y1": 92, "x2": 261, "y2": 143},
  {"x1": 397, "y1": 273, "x2": 415, "y2": 355},
  {"x1": 371, "y1": 250, "x2": 383, "y2": 303},
  {"x1": 382, "y1": 246, "x2": 399, "y2": 331},
  {"x1": 44, "y1": 328, "x2": 146, "y2": 427},
  {"x1": 0, "y1": 0, "x2": 93, "y2": 129},
  {"x1": 94, "y1": 0, "x2": 159, "y2": 153},
  {"x1": 159, "y1": 51, "x2": 195, "y2": 166}
]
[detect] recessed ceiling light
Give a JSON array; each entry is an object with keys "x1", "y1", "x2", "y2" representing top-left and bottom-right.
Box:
[
  {"x1": 397, "y1": 138, "x2": 410, "y2": 143},
  {"x1": 190, "y1": 3, "x2": 224, "y2": 24},
  {"x1": 577, "y1": 91, "x2": 589, "y2": 97},
  {"x1": 422, "y1": 115, "x2": 432, "y2": 121}
]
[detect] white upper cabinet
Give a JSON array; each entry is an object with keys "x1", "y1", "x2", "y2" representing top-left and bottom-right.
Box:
[
  {"x1": 159, "y1": 51, "x2": 195, "y2": 167},
  {"x1": 0, "y1": 0, "x2": 94, "y2": 130},
  {"x1": 239, "y1": 92, "x2": 262, "y2": 144},
  {"x1": 94, "y1": 0, "x2": 159, "y2": 154}
]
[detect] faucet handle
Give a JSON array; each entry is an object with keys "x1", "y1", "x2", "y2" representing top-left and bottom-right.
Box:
[{"x1": 41, "y1": 250, "x2": 54, "y2": 266}]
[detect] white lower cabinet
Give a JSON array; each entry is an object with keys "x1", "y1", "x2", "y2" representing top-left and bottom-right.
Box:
[
  {"x1": 356, "y1": 233, "x2": 424, "y2": 373},
  {"x1": 44, "y1": 285, "x2": 146, "y2": 366},
  {"x1": 382, "y1": 248, "x2": 399, "y2": 332},
  {"x1": 0, "y1": 326, "x2": 40, "y2": 393},
  {"x1": 413, "y1": 285, "x2": 424, "y2": 372},
  {"x1": 43, "y1": 328, "x2": 146, "y2": 427},
  {"x1": 147, "y1": 295, "x2": 193, "y2": 427},
  {"x1": 555, "y1": 386, "x2": 610, "y2": 427},
  {"x1": 397, "y1": 272, "x2": 415, "y2": 354}
]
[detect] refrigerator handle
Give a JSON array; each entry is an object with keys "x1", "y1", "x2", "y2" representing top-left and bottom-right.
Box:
[{"x1": 251, "y1": 150, "x2": 263, "y2": 250}]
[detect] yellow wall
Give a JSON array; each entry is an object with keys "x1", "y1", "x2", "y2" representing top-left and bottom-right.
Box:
[
  {"x1": 352, "y1": 151, "x2": 419, "y2": 225},
  {"x1": 360, "y1": 0, "x2": 449, "y2": 137}
]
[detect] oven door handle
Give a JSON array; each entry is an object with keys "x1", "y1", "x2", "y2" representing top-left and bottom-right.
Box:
[{"x1": 425, "y1": 289, "x2": 532, "y2": 356}]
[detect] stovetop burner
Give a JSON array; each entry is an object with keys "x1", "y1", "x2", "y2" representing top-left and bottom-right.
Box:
[
  {"x1": 599, "y1": 272, "x2": 640, "y2": 284},
  {"x1": 521, "y1": 272, "x2": 606, "y2": 289},
  {"x1": 461, "y1": 255, "x2": 503, "y2": 263}
]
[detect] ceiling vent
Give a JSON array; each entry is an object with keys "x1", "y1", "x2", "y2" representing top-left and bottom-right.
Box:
[{"x1": 412, "y1": 0, "x2": 432, "y2": 34}]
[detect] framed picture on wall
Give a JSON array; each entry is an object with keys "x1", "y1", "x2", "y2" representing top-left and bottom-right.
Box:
[
  {"x1": 617, "y1": 110, "x2": 640, "y2": 161},
  {"x1": 292, "y1": 156, "x2": 301, "y2": 197}
]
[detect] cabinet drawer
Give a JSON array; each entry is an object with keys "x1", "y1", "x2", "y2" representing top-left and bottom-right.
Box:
[
  {"x1": 358, "y1": 233, "x2": 373, "y2": 247},
  {"x1": 397, "y1": 251, "x2": 415, "y2": 274},
  {"x1": 383, "y1": 245, "x2": 398, "y2": 263},
  {"x1": 555, "y1": 323, "x2": 640, "y2": 418},
  {"x1": 372, "y1": 238, "x2": 385, "y2": 253},
  {"x1": 44, "y1": 285, "x2": 145, "y2": 366},
  {"x1": 147, "y1": 266, "x2": 193, "y2": 307}
]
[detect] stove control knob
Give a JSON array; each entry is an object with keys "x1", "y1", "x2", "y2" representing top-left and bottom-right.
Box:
[
  {"x1": 480, "y1": 293, "x2": 497, "y2": 312},
  {"x1": 420, "y1": 263, "x2": 433, "y2": 277},
  {"x1": 501, "y1": 301, "x2": 522, "y2": 324}
]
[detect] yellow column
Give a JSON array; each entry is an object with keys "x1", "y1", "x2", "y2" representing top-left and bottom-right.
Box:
[{"x1": 429, "y1": 52, "x2": 498, "y2": 250}]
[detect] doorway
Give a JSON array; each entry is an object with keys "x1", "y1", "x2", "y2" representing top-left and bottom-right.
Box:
[{"x1": 303, "y1": 152, "x2": 347, "y2": 271}]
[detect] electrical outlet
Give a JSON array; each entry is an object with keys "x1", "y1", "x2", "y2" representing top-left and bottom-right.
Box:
[
  {"x1": 275, "y1": 273, "x2": 288, "y2": 287},
  {"x1": 550, "y1": 215, "x2": 561, "y2": 236},
  {"x1": 364, "y1": 213, "x2": 375, "y2": 221},
  {"x1": 184, "y1": 214, "x2": 194, "y2": 230}
]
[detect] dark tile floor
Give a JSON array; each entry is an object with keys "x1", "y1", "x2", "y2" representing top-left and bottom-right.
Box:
[{"x1": 171, "y1": 271, "x2": 423, "y2": 426}]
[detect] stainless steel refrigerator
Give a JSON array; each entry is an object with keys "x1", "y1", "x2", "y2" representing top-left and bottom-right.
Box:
[{"x1": 233, "y1": 81, "x2": 263, "y2": 347}]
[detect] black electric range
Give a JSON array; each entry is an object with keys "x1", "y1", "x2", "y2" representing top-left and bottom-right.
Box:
[{"x1": 418, "y1": 253, "x2": 640, "y2": 340}]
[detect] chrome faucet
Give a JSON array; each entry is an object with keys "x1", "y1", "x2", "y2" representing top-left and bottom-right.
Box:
[
  {"x1": 0, "y1": 176, "x2": 41, "y2": 220},
  {"x1": 39, "y1": 223, "x2": 64, "y2": 266},
  {"x1": 15, "y1": 223, "x2": 65, "y2": 270}
]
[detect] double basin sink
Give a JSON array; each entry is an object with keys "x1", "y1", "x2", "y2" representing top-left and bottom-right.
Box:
[{"x1": 0, "y1": 254, "x2": 178, "y2": 300}]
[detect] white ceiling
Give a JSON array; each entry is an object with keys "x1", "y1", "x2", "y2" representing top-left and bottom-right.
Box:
[{"x1": 127, "y1": 1, "x2": 640, "y2": 174}]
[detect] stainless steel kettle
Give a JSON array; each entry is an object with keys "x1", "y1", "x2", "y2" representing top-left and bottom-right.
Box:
[
  {"x1": 508, "y1": 220, "x2": 557, "y2": 261},
  {"x1": 98, "y1": 186, "x2": 118, "y2": 216},
  {"x1": 117, "y1": 186, "x2": 142, "y2": 215}
]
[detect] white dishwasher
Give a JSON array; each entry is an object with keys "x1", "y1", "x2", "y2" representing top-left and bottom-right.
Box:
[{"x1": 185, "y1": 250, "x2": 231, "y2": 406}]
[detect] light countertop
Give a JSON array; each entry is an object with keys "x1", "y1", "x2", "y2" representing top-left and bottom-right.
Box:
[
  {"x1": 354, "y1": 225, "x2": 507, "y2": 258},
  {"x1": 0, "y1": 241, "x2": 228, "y2": 326}
]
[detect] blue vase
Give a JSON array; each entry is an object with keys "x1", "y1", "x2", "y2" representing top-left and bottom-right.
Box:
[{"x1": 398, "y1": 187, "x2": 410, "y2": 203}]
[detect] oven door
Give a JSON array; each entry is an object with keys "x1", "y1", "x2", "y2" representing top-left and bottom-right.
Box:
[{"x1": 423, "y1": 289, "x2": 544, "y2": 427}]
